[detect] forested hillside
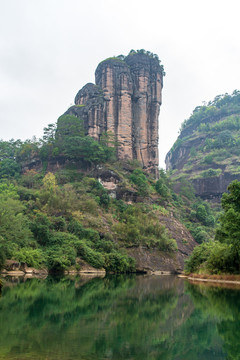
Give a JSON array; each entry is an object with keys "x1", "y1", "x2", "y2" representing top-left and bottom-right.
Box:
[
  {"x1": 0, "y1": 113, "x2": 211, "y2": 274},
  {"x1": 165, "y1": 90, "x2": 240, "y2": 275},
  {"x1": 3, "y1": 90, "x2": 240, "y2": 275},
  {"x1": 166, "y1": 90, "x2": 240, "y2": 200}
]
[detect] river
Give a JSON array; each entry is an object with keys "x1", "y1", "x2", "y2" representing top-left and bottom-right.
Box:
[{"x1": 0, "y1": 275, "x2": 239, "y2": 359}]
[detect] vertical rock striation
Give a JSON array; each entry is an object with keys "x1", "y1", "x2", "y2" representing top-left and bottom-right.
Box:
[
  {"x1": 95, "y1": 59, "x2": 133, "y2": 160},
  {"x1": 65, "y1": 51, "x2": 164, "y2": 176}
]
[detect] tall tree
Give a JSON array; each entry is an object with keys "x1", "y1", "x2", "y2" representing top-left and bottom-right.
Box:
[{"x1": 215, "y1": 180, "x2": 240, "y2": 271}]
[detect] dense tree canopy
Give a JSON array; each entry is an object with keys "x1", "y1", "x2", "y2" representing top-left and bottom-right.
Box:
[
  {"x1": 215, "y1": 180, "x2": 240, "y2": 271},
  {"x1": 186, "y1": 180, "x2": 240, "y2": 274}
]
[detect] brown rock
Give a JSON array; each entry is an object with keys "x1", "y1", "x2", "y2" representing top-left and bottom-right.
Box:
[
  {"x1": 64, "y1": 51, "x2": 164, "y2": 177},
  {"x1": 4, "y1": 259, "x2": 21, "y2": 271},
  {"x1": 128, "y1": 216, "x2": 197, "y2": 273},
  {"x1": 1, "y1": 260, "x2": 48, "y2": 277},
  {"x1": 66, "y1": 258, "x2": 106, "y2": 275},
  {"x1": 5, "y1": 271, "x2": 25, "y2": 276}
]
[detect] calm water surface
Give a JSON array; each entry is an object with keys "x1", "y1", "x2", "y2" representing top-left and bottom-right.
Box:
[{"x1": 0, "y1": 275, "x2": 239, "y2": 360}]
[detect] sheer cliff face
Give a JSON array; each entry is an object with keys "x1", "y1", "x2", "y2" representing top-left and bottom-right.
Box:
[
  {"x1": 95, "y1": 60, "x2": 134, "y2": 161},
  {"x1": 68, "y1": 53, "x2": 163, "y2": 176}
]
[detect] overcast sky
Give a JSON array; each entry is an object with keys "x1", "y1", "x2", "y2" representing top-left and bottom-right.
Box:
[{"x1": 1, "y1": 0, "x2": 240, "y2": 167}]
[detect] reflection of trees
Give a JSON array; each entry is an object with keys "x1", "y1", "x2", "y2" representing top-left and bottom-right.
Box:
[
  {"x1": 3, "y1": 277, "x2": 239, "y2": 360},
  {"x1": 218, "y1": 321, "x2": 240, "y2": 360},
  {"x1": 0, "y1": 275, "x2": 195, "y2": 360},
  {"x1": 186, "y1": 283, "x2": 240, "y2": 360}
]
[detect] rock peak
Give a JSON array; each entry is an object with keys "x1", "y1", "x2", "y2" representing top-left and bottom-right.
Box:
[{"x1": 66, "y1": 50, "x2": 164, "y2": 177}]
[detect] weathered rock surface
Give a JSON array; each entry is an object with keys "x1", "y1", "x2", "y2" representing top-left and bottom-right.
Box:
[
  {"x1": 191, "y1": 172, "x2": 239, "y2": 200},
  {"x1": 65, "y1": 258, "x2": 106, "y2": 275},
  {"x1": 166, "y1": 134, "x2": 240, "y2": 201},
  {"x1": 128, "y1": 216, "x2": 197, "y2": 273},
  {"x1": 64, "y1": 52, "x2": 164, "y2": 177},
  {"x1": 1, "y1": 260, "x2": 48, "y2": 277}
]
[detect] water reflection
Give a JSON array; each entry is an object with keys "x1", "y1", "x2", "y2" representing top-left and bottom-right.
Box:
[
  {"x1": 0, "y1": 275, "x2": 239, "y2": 359},
  {"x1": 185, "y1": 282, "x2": 240, "y2": 360}
]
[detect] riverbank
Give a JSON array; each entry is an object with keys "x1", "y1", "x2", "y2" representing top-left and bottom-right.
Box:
[{"x1": 179, "y1": 273, "x2": 240, "y2": 287}]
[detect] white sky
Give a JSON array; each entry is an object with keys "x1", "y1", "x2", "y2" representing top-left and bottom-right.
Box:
[{"x1": 1, "y1": 0, "x2": 240, "y2": 168}]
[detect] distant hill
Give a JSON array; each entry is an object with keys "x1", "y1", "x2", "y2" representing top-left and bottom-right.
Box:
[{"x1": 166, "y1": 90, "x2": 240, "y2": 200}]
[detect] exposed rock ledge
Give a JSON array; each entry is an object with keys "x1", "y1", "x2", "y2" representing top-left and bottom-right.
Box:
[
  {"x1": 0, "y1": 259, "x2": 106, "y2": 277},
  {"x1": 65, "y1": 259, "x2": 106, "y2": 275},
  {"x1": 128, "y1": 216, "x2": 197, "y2": 274},
  {"x1": 1, "y1": 260, "x2": 48, "y2": 278},
  {"x1": 188, "y1": 277, "x2": 240, "y2": 285}
]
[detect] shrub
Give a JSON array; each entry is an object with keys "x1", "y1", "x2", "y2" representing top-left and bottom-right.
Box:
[
  {"x1": 113, "y1": 206, "x2": 177, "y2": 252},
  {"x1": 49, "y1": 232, "x2": 79, "y2": 246},
  {"x1": 185, "y1": 241, "x2": 235, "y2": 274},
  {"x1": 155, "y1": 179, "x2": 170, "y2": 199},
  {"x1": 62, "y1": 135, "x2": 115, "y2": 165},
  {"x1": 190, "y1": 146, "x2": 197, "y2": 157},
  {"x1": 74, "y1": 240, "x2": 105, "y2": 268},
  {"x1": 205, "y1": 215, "x2": 215, "y2": 227},
  {"x1": 155, "y1": 169, "x2": 172, "y2": 199},
  {"x1": 189, "y1": 225, "x2": 210, "y2": 243},
  {"x1": 196, "y1": 205, "x2": 208, "y2": 223},
  {"x1": 184, "y1": 242, "x2": 213, "y2": 273},
  {"x1": 68, "y1": 220, "x2": 100, "y2": 242},
  {"x1": 194, "y1": 204, "x2": 215, "y2": 227},
  {"x1": 201, "y1": 168, "x2": 222, "y2": 178},
  {"x1": 130, "y1": 169, "x2": 149, "y2": 196},
  {"x1": 94, "y1": 239, "x2": 114, "y2": 253},
  {"x1": 195, "y1": 230, "x2": 209, "y2": 243},
  {"x1": 78, "y1": 196, "x2": 99, "y2": 215},
  {"x1": 46, "y1": 244, "x2": 77, "y2": 273},
  {"x1": 99, "y1": 193, "x2": 110, "y2": 208},
  {"x1": 0, "y1": 196, "x2": 33, "y2": 248},
  {"x1": 51, "y1": 216, "x2": 67, "y2": 231},
  {"x1": 13, "y1": 248, "x2": 45, "y2": 268},
  {"x1": 113, "y1": 222, "x2": 140, "y2": 246},
  {"x1": 83, "y1": 228, "x2": 100, "y2": 242},
  {"x1": 20, "y1": 170, "x2": 42, "y2": 188},
  {"x1": 158, "y1": 237, "x2": 178, "y2": 252},
  {"x1": 0, "y1": 239, "x2": 6, "y2": 269},
  {"x1": 0, "y1": 158, "x2": 21, "y2": 178},
  {"x1": 115, "y1": 199, "x2": 128, "y2": 214},
  {"x1": 68, "y1": 219, "x2": 85, "y2": 238},
  {"x1": 206, "y1": 243, "x2": 233, "y2": 274},
  {"x1": 104, "y1": 252, "x2": 136, "y2": 273},
  {"x1": 203, "y1": 154, "x2": 213, "y2": 164},
  {"x1": 30, "y1": 213, "x2": 52, "y2": 246}
]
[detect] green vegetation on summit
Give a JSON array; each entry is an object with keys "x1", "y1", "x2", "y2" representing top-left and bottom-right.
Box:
[{"x1": 100, "y1": 49, "x2": 166, "y2": 75}]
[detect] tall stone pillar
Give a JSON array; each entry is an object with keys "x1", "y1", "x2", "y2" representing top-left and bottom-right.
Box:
[{"x1": 63, "y1": 51, "x2": 164, "y2": 177}]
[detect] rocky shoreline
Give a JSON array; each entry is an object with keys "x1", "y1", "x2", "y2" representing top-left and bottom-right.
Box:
[
  {"x1": 178, "y1": 273, "x2": 240, "y2": 287},
  {"x1": 0, "y1": 259, "x2": 106, "y2": 278}
]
